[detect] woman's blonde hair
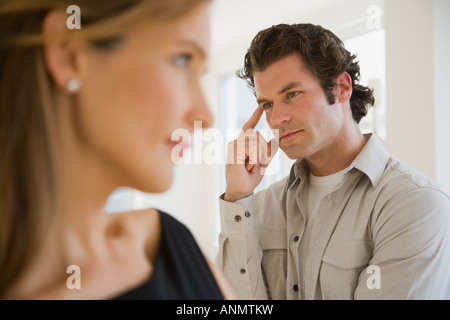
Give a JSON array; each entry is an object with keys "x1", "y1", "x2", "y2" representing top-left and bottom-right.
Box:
[{"x1": 0, "y1": 0, "x2": 209, "y2": 298}]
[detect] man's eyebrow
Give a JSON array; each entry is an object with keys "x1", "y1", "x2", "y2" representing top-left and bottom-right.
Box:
[
  {"x1": 256, "y1": 81, "x2": 303, "y2": 105},
  {"x1": 279, "y1": 81, "x2": 303, "y2": 94},
  {"x1": 256, "y1": 96, "x2": 268, "y2": 105}
]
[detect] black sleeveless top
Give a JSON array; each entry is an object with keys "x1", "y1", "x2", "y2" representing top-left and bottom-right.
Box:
[{"x1": 113, "y1": 211, "x2": 224, "y2": 300}]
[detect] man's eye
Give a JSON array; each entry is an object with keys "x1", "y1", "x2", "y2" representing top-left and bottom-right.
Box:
[
  {"x1": 287, "y1": 91, "x2": 300, "y2": 99},
  {"x1": 262, "y1": 102, "x2": 273, "y2": 110},
  {"x1": 174, "y1": 53, "x2": 193, "y2": 68}
]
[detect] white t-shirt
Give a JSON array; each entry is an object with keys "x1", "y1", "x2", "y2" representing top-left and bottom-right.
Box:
[
  {"x1": 307, "y1": 167, "x2": 350, "y2": 218},
  {"x1": 299, "y1": 166, "x2": 351, "y2": 298}
]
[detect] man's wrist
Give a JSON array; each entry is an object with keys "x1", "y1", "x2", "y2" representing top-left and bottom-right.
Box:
[{"x1": 224, "y1": 192, "x2": 252, "y2": 203}]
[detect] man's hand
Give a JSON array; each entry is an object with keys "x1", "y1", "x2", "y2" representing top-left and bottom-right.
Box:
[{"x1": 224, "y1": 106, "x2": 279, "y2": 202}]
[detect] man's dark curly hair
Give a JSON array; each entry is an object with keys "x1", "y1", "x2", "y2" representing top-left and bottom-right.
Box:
[{"x1": 237, "y1": 23, "x2": 375, "y2": 124}]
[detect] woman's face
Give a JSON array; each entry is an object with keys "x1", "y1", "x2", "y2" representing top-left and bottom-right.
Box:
[{"x1": 74, "y1": 3, "x2": 212, "y2": 193}]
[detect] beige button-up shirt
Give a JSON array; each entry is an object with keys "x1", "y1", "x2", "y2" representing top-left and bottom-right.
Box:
[{"x1": 216, "y1": 134, "x2": 450, "y2": 299}]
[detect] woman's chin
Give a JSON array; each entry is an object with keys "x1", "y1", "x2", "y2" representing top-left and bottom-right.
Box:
[
  {"x1": 151, "y1": 181, "x2": 173, "y2": 193},
  {"x1": 126, "y1": 162, "x2": 175, "y2": 194},
  {"x1": 142, "y1": 170, "x2": 174, "y2": 194}
]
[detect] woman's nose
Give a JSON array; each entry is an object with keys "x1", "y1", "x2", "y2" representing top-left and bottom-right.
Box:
[{"x1": 186, "y1": 82, "x2": 214, "y2": 130}]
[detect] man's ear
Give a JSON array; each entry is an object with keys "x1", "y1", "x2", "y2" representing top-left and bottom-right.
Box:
[
  {"x1": 42, "y1": 9, "x2": 83, "y2": 94},
  {"x1": 335, "y1": 72, "x2": 353, "y2": 103}
]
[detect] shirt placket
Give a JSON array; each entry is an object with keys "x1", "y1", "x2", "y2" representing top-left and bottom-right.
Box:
[{"x1": 286, "y1": 177, "x2": 306, "y2": 299}]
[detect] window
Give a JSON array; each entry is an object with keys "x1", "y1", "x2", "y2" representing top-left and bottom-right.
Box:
[{"x1": 344, "y1": 28, "x2": 386, "y2": 140}]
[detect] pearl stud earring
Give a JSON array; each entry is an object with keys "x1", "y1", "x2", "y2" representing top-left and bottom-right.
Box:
[{"x1": 67, "y1": 79, "x2": 80, "y2": 93}]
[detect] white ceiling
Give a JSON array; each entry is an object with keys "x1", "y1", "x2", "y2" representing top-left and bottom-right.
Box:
[{"x1": 209, "y1": 0, "x2": 345, "y2": 54}]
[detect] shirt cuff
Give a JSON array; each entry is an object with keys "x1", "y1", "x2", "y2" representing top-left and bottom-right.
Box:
[{"x1": 219, "y1": 193, "x2": 255, "y2": 236}]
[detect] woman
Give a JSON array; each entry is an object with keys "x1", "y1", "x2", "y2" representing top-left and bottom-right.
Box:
[{"x1": 0, "y1": 0, "x2": 233, "y2": 299}]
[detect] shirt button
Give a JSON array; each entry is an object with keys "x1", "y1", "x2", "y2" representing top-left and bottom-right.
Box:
[
  {"x1": 234, "y1": 215, "x2": 242, "y2": 222},
  {"x1": 293, "y1": 285, "x2": 299, "y2": 291},
  {"x1": 244, "y1": 211, "x2": 251, "y2": 218},
  {"x1": 293, "y1": 236, "x2": 299, "y2": 242},
  {"x1": 240, "y1": 268, "x2": 246, "y2": 274}
]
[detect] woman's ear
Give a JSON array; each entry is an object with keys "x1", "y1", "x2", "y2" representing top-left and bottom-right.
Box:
[
  {"x1": 42, "y1": 9, "x2": 83, "y2": 94},
  {"x1": 335, "y1": 72, "x2": 353, "y2": 103}
]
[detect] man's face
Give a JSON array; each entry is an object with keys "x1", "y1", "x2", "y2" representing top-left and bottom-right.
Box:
[{"x1": 253, "y1": 53, "x2": 343, "y2": 160}]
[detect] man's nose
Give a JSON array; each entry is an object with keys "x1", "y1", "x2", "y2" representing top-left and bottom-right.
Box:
[{"x1": 270, "y1": 102, "x2": 291, "y2": 127}]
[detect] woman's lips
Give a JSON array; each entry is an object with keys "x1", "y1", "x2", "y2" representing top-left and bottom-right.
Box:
[{"x1": 167, "y1": 140, "x2": 191, "y2": 157}]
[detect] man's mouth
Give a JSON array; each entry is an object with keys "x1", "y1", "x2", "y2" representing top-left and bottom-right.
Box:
[{"x1": 280, "y1": 130, "x2": 302, "y2": 142}]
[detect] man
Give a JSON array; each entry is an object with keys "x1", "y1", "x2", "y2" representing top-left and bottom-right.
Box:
[{"x1": 216, "y1": 23, "x2": 450, "y2": 300}]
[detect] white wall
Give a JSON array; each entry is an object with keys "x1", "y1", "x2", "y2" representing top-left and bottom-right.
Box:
[
  {"x1": 385, "y1": 0, "x2": 436, "y2": 179},
  {"x1": 384, "y1": 0, "x2": 450, "y2": 193},
  {"x1": 433, "y1": 0, "x2": 450, "y2": 193}
]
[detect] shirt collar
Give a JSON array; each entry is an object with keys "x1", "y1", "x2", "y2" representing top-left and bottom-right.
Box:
[
  {"x1": 351, "y1": 133, "x2": 390, "y2": 188},
  {"x1": 285, "y1": 133, "x2": 390, "y2": 191}
]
